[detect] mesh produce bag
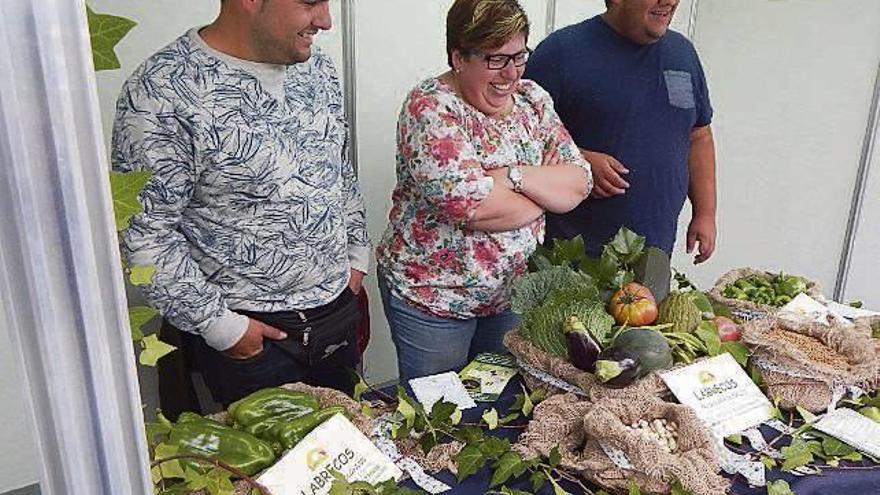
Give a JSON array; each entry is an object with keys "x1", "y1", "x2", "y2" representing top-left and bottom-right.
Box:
[
  {"x1": 504, "y1": 330, "x2": 669, "y2": 403},
  {"x1": 743, "y1": 318, "x2": 879, "y2": 413},
  {"x1": 708, "y1": 267, "x2": 822, "y2": 321},
  {"x1": 517, "y1": 394, "x2": 728, "y2": 495}
]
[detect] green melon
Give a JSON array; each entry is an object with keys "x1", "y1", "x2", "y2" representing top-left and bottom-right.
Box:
[{"x1": 658, "y1": 291, "x2": 702, "y2": 334}]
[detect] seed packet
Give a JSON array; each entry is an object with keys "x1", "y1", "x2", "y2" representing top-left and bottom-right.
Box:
[{"x1": 458, "y1": 353, "x2": 518, "y2": 402}]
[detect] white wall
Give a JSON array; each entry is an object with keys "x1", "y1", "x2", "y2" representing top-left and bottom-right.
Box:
[
  {"x1": 671, "y1": 0, "x2": 880, "y2": 295},
  {"x1": 0, "y1": 300, "x2": 38, "y2": 493},
  {"x1": 845, "y1": 78, "x2": 880, "y2": 309}
]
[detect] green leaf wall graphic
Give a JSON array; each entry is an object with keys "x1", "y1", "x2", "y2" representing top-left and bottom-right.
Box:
[{"x1": 87, "y1": 5, "x2": 136, "y2": 71}]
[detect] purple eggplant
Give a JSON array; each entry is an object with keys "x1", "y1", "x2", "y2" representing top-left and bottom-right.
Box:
[
  {"x1": 594, "y1": 347, "x2": 641, "y2": 388},
  {"x1": 563, "y1": 315, "x2": 602, "y2": 372}
]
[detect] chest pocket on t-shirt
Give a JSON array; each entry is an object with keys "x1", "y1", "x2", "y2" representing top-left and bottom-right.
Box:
[{"x1": 663, "y1": 70, "x2": 695, "y2": 109}]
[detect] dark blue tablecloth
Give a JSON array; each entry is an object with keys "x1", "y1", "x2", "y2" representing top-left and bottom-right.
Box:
[{"x1": 386, "y1": 377, "x2": 880, "y2": 495}]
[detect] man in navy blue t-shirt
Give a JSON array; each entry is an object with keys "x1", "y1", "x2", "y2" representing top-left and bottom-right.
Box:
[{"x1": 525, "y1": 0, "x2": 717, "y2": 263}]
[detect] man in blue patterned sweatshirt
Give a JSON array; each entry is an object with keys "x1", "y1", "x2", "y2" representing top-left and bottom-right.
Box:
[{"x1": 112, "y1": 0, "x2": 370, "y2": 407}]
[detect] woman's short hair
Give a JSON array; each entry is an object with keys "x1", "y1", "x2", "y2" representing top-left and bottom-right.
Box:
[{"x1": 446, "y1": 0, "x2": 530, "y2": 68}]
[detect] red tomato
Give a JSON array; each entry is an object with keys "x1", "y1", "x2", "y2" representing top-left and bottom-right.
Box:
[
  {"x1": 608, "y1": 283, "x2": 658, "y2": 326},
  {"x1": 714, "y1": 316, "x2": 742, "y2": 341}
]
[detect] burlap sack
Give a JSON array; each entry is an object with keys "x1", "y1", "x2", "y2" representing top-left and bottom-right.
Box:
[
  {"x1": 517, "y1": 394, "x2": 728, "y2": 495},
  {"x1": 504, "y1": 330, "x2": 669, "y2": 402},
  {"x1": 743, "y1": 318, "x2": 879, "y2": 413},
  {"x1": 194, "y1": 383, "x2": 373, "y2": 495},
  {"x1": 707, "y1": 267, "x2": 822, "y2": 321}
]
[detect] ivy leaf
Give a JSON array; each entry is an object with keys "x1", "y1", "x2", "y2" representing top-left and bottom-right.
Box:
[
  {"x1": 670, "y1": 480, "x2": 692, "y2": 495},
  {"x1": 451, "y1": 409, "x2": 462, "y2": 426},
  {"x1": 128, "y1": 305, "x2": 157, "y2": 342},
  {"x1": 721, "y1": 341, "x2": 750, "y2": 367},
  {"x1": 548, "y1": 446, "x2": 562, "y2": 469},
  {"x1": 87, "y1": 6, "x2": 137, "y2": 71},
  {"x1": 608, "y1": 227, "x2": 645, "y2": 266},
  {"x1": 796, "y1": 406, "x2": 819, "y2": 425},
  {"x1": 352, "y1": 378, "x2": 368, "y2": 402},
  {"x1": 767, "y1": 479, "x2": 795, "y2": 495},
  {"x1": 204, "y1": 468, "x2": 235, "y2": 495},
  {"x1": 499, "y1": 488, "x2": 531, "y2": 495},
  {"x1": 396, "y1": 387, "x2": 417, "y2": 429},
  {"x1": 549, "y1": 476, "x2": 570, "y2": 495},
  {"x1": 144, "y1": 420, "x2": 171, "y2": 446},
  {"x1": 109, "y1": 170, "x2": 151, "y2": 229},
  {"x1": 153, "y1": 442, "x2": 185, "y2": 480},
  {"x1": 482, "y1": 408, "x2": 499, "y2": 430},
  {"x1": 457, "y1": 425, "x2": 485, "y2": 445},
  {"x1": 725, "y1": 434, "x2": 743, "y2": 446},
  {"x1": 695, "y1": 321, "x2": 722, "y2": 356},
  {"x1": 521, "y1": 385, "x2": 535, "y2": 417},
  {"x1": 530, "y1": 471, "x2": 548, "y2": 492},
  {"x1": 780, "y1": 438, "x2": 814, "y2": 471},
  {"x1": 628, "y1": 480, "x2": 642, "y2": 495},
  {"x1": 822, "y1": 437, "x2": 856, "y2": 457},
  {"x1": 499, "y1": 412, "x2": 519, "y2": 425},
  {"x1": 156, "y1": 486, "x2": 191, "y2": 495},
  {"x1": 454, "y1": 444, "x2": 486, "y2": 481},
  {"x1": 597, "y1": 248, "x2": 621, "y2": 288},
  {"x1": 770, "y1": 396, "x2": 783, "y2": 421},
  {"x1": 479, "y1": 437, "x2": 511, "y2": 460},
  {"x1": 840, "y1": 451, "x2": 863, "y2": 462},
  {"x1": 750, "y1": 365, "x2": 766, "y2": 389},
  {"x1": 418, "y1": 432, "x2": 438, "y2": 455},
  {"x1": 760, "y1": 455, "x2": 777, "y2": 469},
  {"x1": 129, "y1": 265, "x2": 156, "y2": 286},
  {"x1": 139, "y1": 334, "x2": 176, "y2": 366},
  {"x1": 430, "y1": 400, "x2": 458, "y2": 425},
  {"x1": 489, "y1": 451, "x2": 524, "y2": 487}
]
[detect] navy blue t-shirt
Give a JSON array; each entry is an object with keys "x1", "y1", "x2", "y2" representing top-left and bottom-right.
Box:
[{"x1": 524, "y1": 15, "x2": 712, "y2": 256}]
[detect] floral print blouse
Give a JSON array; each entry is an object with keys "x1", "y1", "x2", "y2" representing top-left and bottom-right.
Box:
[{"x1": 376, "y1": 77, "x2": 591, "y2": 319}]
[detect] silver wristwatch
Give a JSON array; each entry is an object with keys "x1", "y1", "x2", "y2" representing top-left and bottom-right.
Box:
[{"x1": 508, "y1": 165, "x2": 524, "y2": 193}]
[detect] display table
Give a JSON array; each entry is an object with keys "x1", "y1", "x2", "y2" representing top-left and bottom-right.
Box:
[{"x1": 386, "y1": 377, "x2": 880, "y2": 494}]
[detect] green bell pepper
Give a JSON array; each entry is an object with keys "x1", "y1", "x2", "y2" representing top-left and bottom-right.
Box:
[
  {"x1": 166, "y1": 419, "x2": 276, "y2": 476},
  {"x1": 243, "y1": 409, "x2": 316, "y2": 438},
  {"x1": 177, "y1": 411, "x2": 226, "y2": 427},
  {"x1": 776, "y1": 276, "x2": 807, "y2": 298},
  {"x1": 227, "y1": 388, "x2": 320, "y2": 428},
  {"x1": 270, "y1": 406, "x2": 349, "y2": 451}
]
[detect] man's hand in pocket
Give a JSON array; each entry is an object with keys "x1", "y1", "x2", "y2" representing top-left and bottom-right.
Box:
[{"x1": 222, "y1": 318, "x2": 287, "y2": 360}]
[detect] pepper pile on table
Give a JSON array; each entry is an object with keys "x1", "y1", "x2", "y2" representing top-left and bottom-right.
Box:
[{"x1": 162, "y1": 387, "x2": 348, "y2": 477}]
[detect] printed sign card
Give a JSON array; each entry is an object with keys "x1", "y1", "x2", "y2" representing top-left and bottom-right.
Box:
[
  {"x1": 813, "y1": 408, "x2": 880, "y2": 459},
  {"x1": 459, "y1": 353, "x2": 518, "y2": 402},
  {"x1": 661, "y1": 353, "x2": 774, "y2": 437},
  {"x1": 258, "y1": 414, "x2": 401, "y2": 495},
  {"x1": 408, "y1": 371, "x2": 477, "y2": 411}
]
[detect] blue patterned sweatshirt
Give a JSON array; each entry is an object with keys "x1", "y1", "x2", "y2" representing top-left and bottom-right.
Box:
[{"x1": 112, "y1": 29, "x2": 370, "y2": 351}]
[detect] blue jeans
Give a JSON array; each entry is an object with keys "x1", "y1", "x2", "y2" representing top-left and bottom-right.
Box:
[{"x1": 378, "y1": 276, "x2": 520, "y2": 381}]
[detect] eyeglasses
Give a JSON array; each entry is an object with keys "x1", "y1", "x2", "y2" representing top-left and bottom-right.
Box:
[{"x1": 469, "y1": 47, "x2": 532, "y2": 70}]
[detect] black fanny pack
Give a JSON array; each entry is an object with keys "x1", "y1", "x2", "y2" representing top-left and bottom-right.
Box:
[{"x1": 239, "y1": 288, "x2": 359, "y2": 366}]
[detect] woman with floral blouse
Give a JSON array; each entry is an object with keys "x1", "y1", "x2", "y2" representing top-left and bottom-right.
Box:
[{"x1": 376, "y1": 0, "x2": 593, "y2": 380}]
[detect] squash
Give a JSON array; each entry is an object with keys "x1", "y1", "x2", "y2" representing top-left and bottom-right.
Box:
[
  {"x1": 604, "y1": 328, "x2": 673, "y2": 377},
  {"x1": 658, "y1": 291, "x2": 702, "y2": 333}
]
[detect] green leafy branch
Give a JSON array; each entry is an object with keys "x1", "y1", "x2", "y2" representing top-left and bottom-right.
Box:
[
  {"x1": 109, "y1": 169, "x2": 177, "y2": 366},
  {"x1": 89, "y1": 6, "x2": 174, "y2": 367}
]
